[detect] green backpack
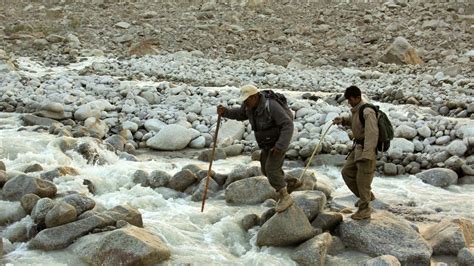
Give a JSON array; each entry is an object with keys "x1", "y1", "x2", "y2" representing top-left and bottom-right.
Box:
[{"x1": 359, "y1": 104, "x2": 394, "y2": 152}]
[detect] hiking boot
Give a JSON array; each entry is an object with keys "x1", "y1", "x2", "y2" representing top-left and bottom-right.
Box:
[
  {"x1": 275, "y1": 187, "x2": 294, "y2": 213},
  {"x1": 351, "y1": 207, "x2": 373, "y2": 220},
  {"x1": 354, "y1": 192, "x2": 376, "y2": 207}
]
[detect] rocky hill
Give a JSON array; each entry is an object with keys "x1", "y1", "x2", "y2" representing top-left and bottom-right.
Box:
[{"x1": 1, "y1": 0, "x2": 473, "y2": 72}]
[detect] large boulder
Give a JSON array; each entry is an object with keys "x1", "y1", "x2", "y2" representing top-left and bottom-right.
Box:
[
  {"x1": 31, "y1": 198, "x2": 55, "y2": 225},
  {"x1": 225, "y1": 176, "x2": 277, "y2": 205},
  {"x1": 290, "y1": 232, "x2": 332, "y2": 266},
  {"x1": 62, "y1": 194, "x2": 96, "y2": 215},
  {"x1": 191, "y1": 177, "x2": 219, "y2": 202},
  {"x1": 446, "y1": 140, "x2": 468, "y2": 157},
  {"x1": 421, "y1": 218, "x2": 473, "y2": 255},
  {"x1": 381, "y1": 37, "x2": 423, "y2": 65},
  {"x1": 416, "y1": 168, "x2": 458, "y2": 188},
  {"x1": 292, "y1": 191, "x2": 327, "y2": 221},
  {"x1": 311, "y1": 212, "x2": 343, "y2": 232},
  {"x1": 70, "y1": 225, "x2": 171, "y2": 265},
  {"x1": 217, "y1": 120, "x2": 245, "y2": 144},
  {"x1": 257, "y1": 205, "x2": 316, "y2": 247},
  {"x1": 146, "y1": 124, "x2": 194, "y2": 150},
  {"x1": 2, "y1": 174, "x2": 57, "y2": 200},
  {"x1": 339, "y1": 211, "x2": 432, "y2": 265},
  {"x1": 45, "y1": 201, "x2": 77, "y2": 228},
  {"x1": 29, "y1": 205, "x2": 142, "y2": 250},
  {"x1": 224, "y1": 164, "x2": 250, "y2": 187},
  {"x1": 167, "y1": 169, "x2": 197, "y2": 192},
  {"x1": 394, "y1": 125, "x2": 417, "y2": 139}
]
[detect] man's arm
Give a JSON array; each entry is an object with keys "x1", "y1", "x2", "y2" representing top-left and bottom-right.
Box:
[{"x1": 218, "y1": 105, "x2": 248, "y2": 121}]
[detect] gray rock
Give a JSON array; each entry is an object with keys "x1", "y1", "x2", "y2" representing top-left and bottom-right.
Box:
[
  {"x1": 395, "y1": 125, "x2": 417, "y2": 139},
  {"x1": 223, "y1": 144, "x2": 244, "y2": 157},
  {"x1": 225, "y1": 164, "x2": 250, "y2": 187},
  {"x1": 447, "y1": 140, "x2": 468, "y2": 156},
  {"x1": 20, "y1": 193, "x2": 40, "y2": 214},
  {"x1": 432, "y1": 151, "x2": 450, "y2": 164},
  {"x1": 383, "y1": 163, "x2": 398, "y2": 176},
  {"x1": 257, "y1": 205, "x2": 316, "y2": 247},
  {"x1": 457, "y1": 247, "x2": 474, "y2": 266},
  {"x1": 458, "y1": 176, "x2": 474, "y2": 185},
  {"x1": 311, "y1": 212, "x2": 343, "y2": 232},
  {"x1": 339, "y1": 211, "x2": 432, "y2": 265},
  {"x1": 132, "y1": 170, "x2": 149, "y2": 186},
  {"x1": 70, "y1": 225, "x2": 171, "y2": 265},
  {"x1": 0, "y1": 160, "x2": 5, "y2": 171},
  {"x1": 307, "y1": 154, "x2": 347, "y2": 167},
  {"x1": 3, "y1": 174, "x2": 57, "y2": 201},
  {"x1": 45, "y1": 201, "x2": 77, "y2": 228},
  {"x1": 328, "y1": 236, "x2": 345, "y2": 255},
  {"x1": 197, "y1": 148, "x2": 226, "y2": 162},
  {"x1": 168, "y1": 169, "x2": 197, "y2": 192},
  {"x1": 217, "y1": 120, "x2": 245, "y2": 144},
  {"x1": 31, "y1": 198, "x2": 55, "y2": 224},
  {"x1": 105, "y1": 135, "x2": 126, "y2": 151},
  {"x1": 146, "y1": 124, "x2": 193, "y2": 150},
  {"x1": 22, "y1": 114, "x2": 62, "y2": 127},
  {"x1": 291, "y1": 232, "x2": 332, "y2": 266},
  {"x1": 421, "y1": 218, "x2": 472, "y2": 255},
  {"x1": 189, "y1": 136, "x2": 206, "y2": 148},
  {"x1": 62, "y1": 194, "x2": 96, "y2": 215},
  {"x1": 148, "y1": 170, "x2": 171, "y2": 188},
  {"x1": 242, "y1": 214, "x2": 260, "y2": 231},
  {"x1": 292, "y1": 191, "x2": 327, "y2": 221},
  {"x1": 435, "y1": 135, "x2": 451, "y2": 145},
  {"x1": 380, "y1": 37, "x2": 422, "y2": 65},
  {"x1": 260, "y1": 208, "x2": 276, "y2": 226},
  {"x1": 191, "y1": 177, "x2": 219, "y2": 202},
  {"x1": 417, "y1": 126, "x2": 431, "y2": 138},
  {"x1": 416, "y1": 168, "x2": 458, "y2": 187},
  {"x1": 24, "y1": 163, "x2": 43, "y2": 173},
  {"x1": 360, "y1": 255, "x2": 401, "y2": 266},
  {"x1": 29, "y1": 205, "x2": 142, "y2": 250},
  {"x1": 388, "y1": 138, "x2": 414, "y2": 153},
  {"x1": 225, "y1": 176, "x2": 277, "y2": 205}
]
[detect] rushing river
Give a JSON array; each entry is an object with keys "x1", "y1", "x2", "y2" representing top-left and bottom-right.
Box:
[{"x1": 1, "y1": 112, "x2": 473, "y2": 265}]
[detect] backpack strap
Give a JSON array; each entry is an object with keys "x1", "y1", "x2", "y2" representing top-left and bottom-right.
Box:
[{"x1": 358, "y1": 103, "x2": 378, "y2": 127}]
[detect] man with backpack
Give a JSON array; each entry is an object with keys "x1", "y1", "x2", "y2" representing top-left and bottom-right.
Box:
[
  {"x1": 217, "y1": 84, "x2": 295, "y2": 212},
  {"x1": 333, "y1": 85, "x2": 379, "y2": 220}
]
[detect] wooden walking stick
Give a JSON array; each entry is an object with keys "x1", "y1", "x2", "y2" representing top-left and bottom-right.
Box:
[
  {"x1": 201, "y1": 114, "x2": 222, "y2": 212},
  {"x1": 299, "y1": 122, "x2": 334, "y2": 180}
]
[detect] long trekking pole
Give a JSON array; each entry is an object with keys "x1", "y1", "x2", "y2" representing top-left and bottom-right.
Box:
[
  {"x1": 201, "y1": 114, "x2": 222, "y2": 212},
  {"x1": 299, "y1": 122, "x2": 334, "y2": 180}
]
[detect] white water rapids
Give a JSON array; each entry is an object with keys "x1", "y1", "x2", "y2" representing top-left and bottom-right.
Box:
[{"x1": 1, "y1": 112, "x2": 473, "y2": 265}]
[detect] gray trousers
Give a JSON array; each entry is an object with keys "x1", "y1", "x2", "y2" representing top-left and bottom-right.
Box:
[
  {"x1": 341, "y1": 150, "x2": 376, "y2": 210},
  {"x1": 260, "y1": 149, "x2": 287, "y2": 191}
]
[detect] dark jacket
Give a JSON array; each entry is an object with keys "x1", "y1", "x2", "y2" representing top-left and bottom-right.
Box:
[{"x1": 223, "y1": 93, "x2": 294, "y2": 151}]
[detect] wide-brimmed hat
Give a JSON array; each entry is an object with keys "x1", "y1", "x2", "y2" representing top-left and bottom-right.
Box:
[{"x1": 239, "y1": 85, "x2": 259, "y2": 102}]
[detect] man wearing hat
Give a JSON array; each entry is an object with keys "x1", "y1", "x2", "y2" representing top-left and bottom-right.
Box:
[{"x1": 217, "y1": 85, "x2": 294, "y2": 212}]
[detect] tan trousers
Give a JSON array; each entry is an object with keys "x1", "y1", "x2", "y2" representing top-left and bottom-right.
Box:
[{"x1": 341, "y1": 150, "x2": 376, "y2": 210}]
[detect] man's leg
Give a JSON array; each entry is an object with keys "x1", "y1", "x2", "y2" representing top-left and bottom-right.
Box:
[
  {"x1": 259, "y1": 149, "x2": 269, "y2": 177},
  {"x1": 351, "y1": 159, "x2": 376, "y2": 220},
  {"x1": 341, "y1": 151, "x2": 360, "y2": 197},
  {"x1": 265, "y1": 151, "x2": 293, "y2": 212}
]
